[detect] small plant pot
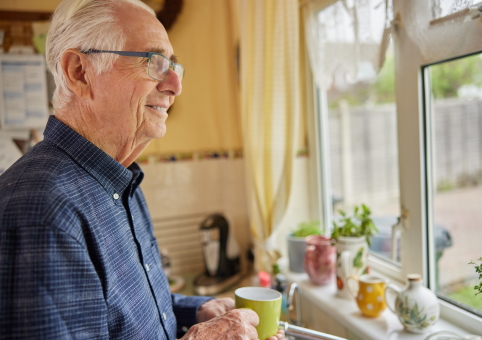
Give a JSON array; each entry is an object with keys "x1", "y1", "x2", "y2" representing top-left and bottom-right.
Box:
[{"x1": 287, "y1": 234, "x2": 307, "y2": 273}]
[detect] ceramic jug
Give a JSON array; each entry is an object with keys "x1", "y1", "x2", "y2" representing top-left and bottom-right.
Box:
[
  {"x1": 347, "y1": 274, "x2": 387, "y2": 317},
  {"x1": 335, "y1": 236, "x2": 369, "y2": 298},
  {"x1": 384, "y1": 274, "x2": 440, "y2": 333},
  {"x1": 304, "y1": 235, "x2": 336, "y2": 285}
]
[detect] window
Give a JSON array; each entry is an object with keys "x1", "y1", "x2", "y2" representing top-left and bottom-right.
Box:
[
  {"x1": 312, "y1": 0, "x2": 482, "y2": 333},
  {"x1": 313, "y1": 0, "x2": 403, "y2": 275},
  {"x1": 325, "y1": 44, "x2": 401, "y2": 264},
  {"x1": 424, "y1": 53, "x2": 482, "y2": 316}
]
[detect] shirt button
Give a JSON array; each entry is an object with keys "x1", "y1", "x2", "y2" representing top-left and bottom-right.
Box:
[
  {"x1": 113, "y1": 193, "x2": 119, "y2": 200},
  {"x1": 145, "y1": 263, "x2": 150, "y2": 271},
  {"x1": 163, "y1": 312, "x2": 167, "y2": 320},
  {"x1": 182, "y1": 326, "x2": 188, "y2": 332}
]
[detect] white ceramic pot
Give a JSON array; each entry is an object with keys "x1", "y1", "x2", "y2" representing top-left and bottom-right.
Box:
[
  {"x1": 335, "y1": 236, "x2": 369, "y2": 299},
  {"x1": 385, "y1": 274, "x2": 440, "y2": 333}
]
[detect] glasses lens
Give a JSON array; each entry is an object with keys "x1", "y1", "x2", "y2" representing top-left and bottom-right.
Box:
[
  {"x1": 173, "y1": 63, "x2": 184, "y2": 82},
  {"x1": 149, "y1": 54, "x2": 170, "y2": 81}
]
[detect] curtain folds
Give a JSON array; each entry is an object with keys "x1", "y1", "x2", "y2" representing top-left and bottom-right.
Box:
[
  {"x1": 238, "y1": 0, "x2": 301, "y2": 271},
  {"x1": 302, "y1": 0, "x2": 393, "y2": 90}
]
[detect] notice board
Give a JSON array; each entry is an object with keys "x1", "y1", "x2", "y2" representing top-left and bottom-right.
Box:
[{"x1": 0, "y1": 54, "x2": 49, "y2": 129}]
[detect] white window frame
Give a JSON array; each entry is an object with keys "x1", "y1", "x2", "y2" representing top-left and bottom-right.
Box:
[
  {"x1": 312, "y1": 0, "x2": 482, "y2": 333},
  {"x1": 396, "y1": 0, "x2": 482, "y2": 334}
]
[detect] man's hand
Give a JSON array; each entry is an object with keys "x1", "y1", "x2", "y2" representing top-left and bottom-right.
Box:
[
  {"x1": 196, "y1": 297, "x2": 235, "y2": 323},
  {"x1": 193, "y1": 298, "x2": 285, "y2": 340},
  {"x1": 183, "y1": 308, "x2": 258, "y2": 340}
]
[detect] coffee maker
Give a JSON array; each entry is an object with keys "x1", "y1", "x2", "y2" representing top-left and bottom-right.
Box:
[{"x1": 193, "y1": 213, "x2": 242, "y2": 295}]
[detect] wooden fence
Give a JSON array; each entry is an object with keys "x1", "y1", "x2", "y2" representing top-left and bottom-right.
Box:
[{"x1": 328, "y1": 98, "x2": 482, "y2": 207}]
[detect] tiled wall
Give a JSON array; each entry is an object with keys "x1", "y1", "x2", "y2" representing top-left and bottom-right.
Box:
[
  {"x1": 140, "y1": 157, "x2": 250, "y2": 276},
  {"x1": 139, "y1": 155, "x2": 314, "y2": 276}
]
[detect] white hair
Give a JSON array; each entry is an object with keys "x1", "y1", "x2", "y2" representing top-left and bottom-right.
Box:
[{"x1": 45, "y1": 0, "x2": 156, "y2": 109}]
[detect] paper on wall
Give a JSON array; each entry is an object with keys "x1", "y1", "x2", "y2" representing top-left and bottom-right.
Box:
[
  {"x1": 0, "y1": 137, "x2": 22, "y2": 175},
  {"x1": 0, "y1": 54, "x2": 49, "y2": 129}
]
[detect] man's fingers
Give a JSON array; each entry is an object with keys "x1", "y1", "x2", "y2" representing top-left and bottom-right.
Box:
[
  {"x1": 183, "y1": 308, "x2": 260, "y2": 339},
  {"x1": 218, "y1": 297, "x2": 235, "y2": 310},
  {"x1": 232, "y1": 308, "x2": 259, "y2": 327},
  {"x1": 266, "y1": 329, "x2": 285, "y2": 340}
]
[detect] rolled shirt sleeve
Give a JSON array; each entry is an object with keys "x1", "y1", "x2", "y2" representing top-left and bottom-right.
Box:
[{"x1": 171, "y1": 293, "x2": 214, "y2": 338}]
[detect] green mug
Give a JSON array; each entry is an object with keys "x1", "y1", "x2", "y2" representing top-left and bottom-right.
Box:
[{"x1": 234, "y1": 287, "x2": 282, "y2": 340}]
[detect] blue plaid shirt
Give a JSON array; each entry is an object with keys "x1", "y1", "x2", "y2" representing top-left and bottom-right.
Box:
[{"x1": 0, "y1": 116, "x2": 212, "y2": 339}]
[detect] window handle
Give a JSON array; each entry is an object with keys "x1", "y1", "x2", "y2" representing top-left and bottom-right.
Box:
[{"x1": 391, "y1": 217, "x2": 402, "y2": 262}]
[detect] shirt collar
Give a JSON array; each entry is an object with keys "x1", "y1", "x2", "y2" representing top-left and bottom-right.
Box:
[{"x1": 43, "y1": 115, "x2": 143, "y2": 203}]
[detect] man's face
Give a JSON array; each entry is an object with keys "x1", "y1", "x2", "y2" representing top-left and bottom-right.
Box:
[{"x1": 89, "y1": 4, "x2": 181, "y2": 145}]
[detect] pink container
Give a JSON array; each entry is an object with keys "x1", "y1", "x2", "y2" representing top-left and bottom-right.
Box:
[{"x1": 304, "y1": 235, "x2": 336, "y2": 285}]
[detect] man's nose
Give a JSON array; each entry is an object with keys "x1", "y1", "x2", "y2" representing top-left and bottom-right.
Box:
[{"x1": 157, "y1": 69, "x2": 182, "y2": 96}]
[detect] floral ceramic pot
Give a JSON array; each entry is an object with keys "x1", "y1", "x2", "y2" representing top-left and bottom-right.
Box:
[
  {"x1": 385, "y1": 274, "x2": 440, "y2": 333},
  {"x1": 334, "y1": 236, "x2": 369, "y2": 298}
]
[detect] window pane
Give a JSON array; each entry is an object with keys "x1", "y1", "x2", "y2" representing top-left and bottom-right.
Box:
[
  {"x1": 327, "y1": 55, "x2": 401, "y2": 262},
  {"x1": 317, "y1": 0, "x2": 401, "y2": 263},
  {"x1": 427, "y1": 53, "x2": 482, "y2": 314}
]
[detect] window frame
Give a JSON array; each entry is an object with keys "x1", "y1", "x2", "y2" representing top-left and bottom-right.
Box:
[{"x1": 311, "y1": 0, "x2": 482, "y2": 333}]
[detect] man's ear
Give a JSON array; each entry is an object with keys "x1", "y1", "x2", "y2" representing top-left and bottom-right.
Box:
[{"x1": 60, "y1": 49, "x2": 92, "y2": 100}]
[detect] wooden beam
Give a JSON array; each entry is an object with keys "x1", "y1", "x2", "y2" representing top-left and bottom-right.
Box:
[{"x1": 0, "y1": 11, "x2": 52, "y2": 21}]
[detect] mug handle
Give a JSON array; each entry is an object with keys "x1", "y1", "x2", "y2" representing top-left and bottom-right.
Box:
[
  {"x1": 304, "y1": 244, "x2": 315, "y2": 274},
  {"x1": 346, "y1": 275, "x2": 359, "y2": 299},
  {"x1": 384, "y1": 283, "x2": 401, "y2": 314}
]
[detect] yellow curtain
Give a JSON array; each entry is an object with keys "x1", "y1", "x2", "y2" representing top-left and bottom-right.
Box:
[{"x1": 238, "y1": 0, "x2": 301, "y2": 271}]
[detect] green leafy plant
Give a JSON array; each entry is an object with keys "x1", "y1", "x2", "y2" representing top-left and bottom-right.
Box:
[
  {"x1": 469, "y1": 257, "x2": 482, "y2": 295},
  {"x1": 331, "y1": 204, "x2": 378, "y2": 246},
  {"x1": 291, "y1": 220, "x2": 322, "y2": 238}
]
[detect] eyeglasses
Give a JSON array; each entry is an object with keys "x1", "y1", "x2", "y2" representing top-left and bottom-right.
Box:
[{"x1": 81, "y1": 49, "x2": 184, "y2": 83}]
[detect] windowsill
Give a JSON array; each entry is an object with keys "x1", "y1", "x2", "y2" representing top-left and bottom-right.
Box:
[{"x1": 285, "y1": 271, "x2": 474, "y2": 340}]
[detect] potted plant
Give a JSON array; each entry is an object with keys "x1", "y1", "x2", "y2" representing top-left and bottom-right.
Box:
[
  {"x1": 287, "y1": 221, "x2": 322, "y2": 273},
  {"x1": 331, "y1": 204, "x2": 378, "y2": 246},
  {"x1": 331, "y1": 204, "x2": 378, "y2": 298}
]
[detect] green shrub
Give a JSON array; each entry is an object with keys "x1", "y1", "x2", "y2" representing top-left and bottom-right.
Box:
[{"x1": 469, "y1": 257, "x2": 482, "y2": 295}]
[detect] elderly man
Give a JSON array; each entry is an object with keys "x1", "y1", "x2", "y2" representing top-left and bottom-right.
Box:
[{"x1": 0, "y1": 0, "x2": 284, "y2": 339}]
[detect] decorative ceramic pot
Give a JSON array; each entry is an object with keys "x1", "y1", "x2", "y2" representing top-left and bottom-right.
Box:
[
  {"x1": 304, "y1": 235, "x2": 336, "y2": 285},
  {"x1": 334, "y1": 236, "x2": 369, "y2": 298},
  {"x1": 347, "y1": 274, "x2": 387, "y2": 317},
  {"x1": 287, "y1": 234, "x2": 307, "y2": 273},
  {"x1": 385, "y1": 274, "x2": 440, "y2": 333}
]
